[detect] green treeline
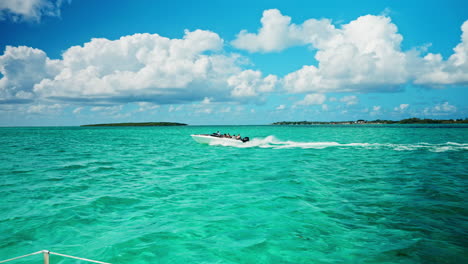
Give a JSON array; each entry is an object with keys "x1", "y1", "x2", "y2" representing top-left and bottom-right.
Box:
[
  {"x1": 81, "y1": 122, "x2": 187, "y2": 127},
  {"x1": 272, "y1": 118, "x2": 468, "y2": 125}
]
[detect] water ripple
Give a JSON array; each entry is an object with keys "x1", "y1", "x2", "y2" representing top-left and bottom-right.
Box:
[{"x1": 0, "y1": 126, "x2": 466, "y2": 263}]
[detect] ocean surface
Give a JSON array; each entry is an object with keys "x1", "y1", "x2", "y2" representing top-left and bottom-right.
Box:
[{"x1": 0, "y1": 125, "x2": 467, "y2": 264}]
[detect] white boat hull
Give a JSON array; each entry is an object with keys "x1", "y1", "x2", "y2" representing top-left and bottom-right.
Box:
[{"x1": 191, "y1": 134, "x2": 244, "y2": 144}]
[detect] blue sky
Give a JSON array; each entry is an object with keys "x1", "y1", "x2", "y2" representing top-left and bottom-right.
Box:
[{"x1": 0, "y1": 0, "x2": 467, "y2": 126}]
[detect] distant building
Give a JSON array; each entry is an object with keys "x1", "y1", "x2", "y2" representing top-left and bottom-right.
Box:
[{"x1": 356, "y1": 119, "x2": 366, "y2": 124}]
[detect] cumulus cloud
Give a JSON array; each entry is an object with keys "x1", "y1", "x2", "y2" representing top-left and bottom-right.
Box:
[
  {"x1": 370, "y1": 105, "x2": 381, "y2": 116},
  {"x1": 0, "y1": 46, "x2": 60, "y2": 103},
  {"x1": 276, "y1": 104, "x2": 285, "y2": 110},
  {"x1": 394, "y1": 103, "x2": 409, "y2": 112},
  {"x1": 136, "y1": 102, "x2": 159, "y2": 112},
  {"x1": 72, "y1": 106, "x2": 83, "y2": 114},
  {"x1": 434, "y1": 102, "x2": 456, "y2": 112},
  {"x1": 233, "y1": 9, "x2": 408, "y2": 92},
  {"x1": 27, "y1": 103, "x2": 63, "y2": 114},
  {"x1": 0, "y1": 0, "x2": 68, "y2": 22},
  {"x1": 227, "y1": 70, "x2": 277, "y2": 97},
  {"x1": 414, "y1": 21, "x2": 468, "y2": 86},
  {"x1": 232, "y1": 9, "x2": 334, "y2": 53},
  {"x1": 33, "y1": 30, "x2": 233, "y2": 102},
  {"x1": 237, "y1": 9, "x2": 468, "y2": 93},
  {"x1": 0, "y1": 30, "x2": 278, "y2": 106},
  {"x1": 168, "y1": 105, "x2": 183, "y2": 112},
  {"x1": 295, "y1": 93, "x2": 326, "y2": 105},
  {"x1": 340, "y1": 95, "x2": 358, "y2": 105},
  {"x1": 191, "y1": 97, "x2": 227, "y2": 114},
  {"x1": 281, "y1": 13, "x2": 408, "y2": 93},
  {"x1": 423, "y1": 102, "x2": 457, "y2": 116},
  {"x1": 90, "y1": 105, "x2": 126, "y2": 117}
]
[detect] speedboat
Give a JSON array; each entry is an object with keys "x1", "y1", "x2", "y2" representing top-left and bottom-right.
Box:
[{"x1": 191, "y1": 134, "x2": 250, "y2": 144}]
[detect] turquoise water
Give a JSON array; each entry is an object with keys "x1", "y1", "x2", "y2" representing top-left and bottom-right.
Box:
[{"x1": 0, "y1": 125, "x2": 467, "y2": 264}]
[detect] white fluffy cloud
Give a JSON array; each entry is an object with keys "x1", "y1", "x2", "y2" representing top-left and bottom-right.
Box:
[
  {"x1": 134, "y1": 102, "x2": 159, "y2": 113},
  {"x1": 235, "y1": 9, "x2": 468, "y2": 93},
  {"x1": 0, "y1": 46, "x2": 60, "y2": 103},
  {"x1": 232, "y1": 9, "x2": 334, "y2": 53},
  {"x1": 168, "y1": 105, "x2": 183, "y2": 112},
  {"x1": 340, "y1": 95, "x2": 358, "y2": 105},
  {"x1": 0, "y1": 30, "x2": 277, "y2": 105},
  {"x1": 423, "y1": 102, "x2": 457, "y2": 116},
  {"x1": 295, "y1": 93, "x2": 326, "y2": 105},
  {"x1": 394, "y1": 103, "x2": 409, "y2": 112},
  {"x1": 190, "y1": 97, "x2": 238, "y2": 115},
  {"x1": 370, "y1": 105, "x2": 382, "y2": 116},
  {"x1": 27, "y1": 103, "x2": 63, "y2": 114},
  {"x1": 0, "y1": 0, "x2": 67, "y2": 22},
  {"x1": 414, "y1": 21, "x2": 468, "y2": 86},
  {"x1": 281, "y1": 13, "x2": 408, "y2": 93},
  {"x1": 34, "y1": 30, "x2": 232, "y2": 101},
  {"x1": 227, "y1": 70, "x2": 277, "y2": 97},
  {"x1": 72, "y1": 106, "x2": 83, "y2": 114},
  {"x1": 276, "y1": 104, "x2": 286, "y2": 110}
]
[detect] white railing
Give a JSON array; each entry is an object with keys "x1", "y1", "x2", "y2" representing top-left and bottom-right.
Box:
[{"x1": 0, "y1": 250, "x2": 110, "y2": 264}]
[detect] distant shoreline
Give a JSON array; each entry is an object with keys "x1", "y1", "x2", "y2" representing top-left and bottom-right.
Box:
[
  {"x1": 81, "y1": 122, "x2": 187, "y2": 127},
  {"x1": 272, "y1": 118, "x2": 468, "y2": 125}
]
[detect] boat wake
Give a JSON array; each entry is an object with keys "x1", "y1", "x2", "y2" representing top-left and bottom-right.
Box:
[{"x1": 209, "y1": 135, "x2": 468, "y2": 152}]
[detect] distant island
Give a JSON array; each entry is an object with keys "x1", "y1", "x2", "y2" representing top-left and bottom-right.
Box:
[
  {"x1": 81, "y1": 122, "x2": 187, "y2": 127},
  {"x1": 272, "y1": 118, "x2": 468, "y2": 125}
]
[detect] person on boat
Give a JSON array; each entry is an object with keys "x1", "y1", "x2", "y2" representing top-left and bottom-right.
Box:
[{"x1": 235, "y1": 134, "x2": 241, "y2": 140}]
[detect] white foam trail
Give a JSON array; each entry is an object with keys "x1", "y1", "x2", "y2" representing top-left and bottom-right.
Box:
[{"x1": 208, "y1": 136, "x2": 468, "y2": 152}]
